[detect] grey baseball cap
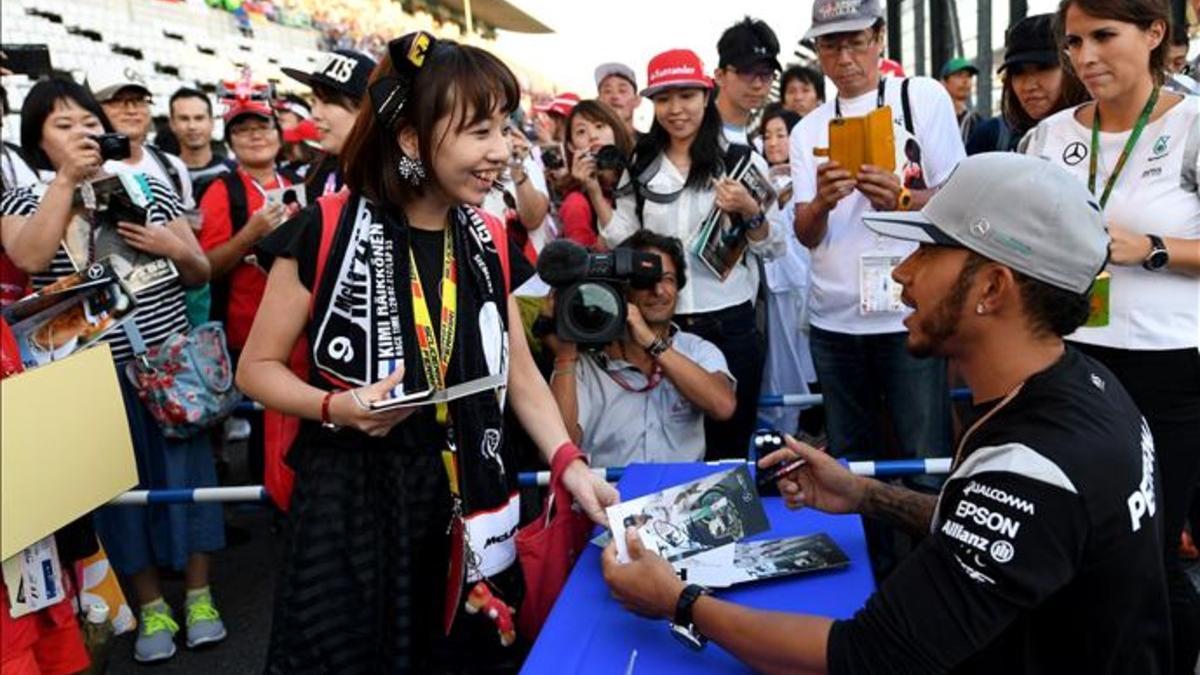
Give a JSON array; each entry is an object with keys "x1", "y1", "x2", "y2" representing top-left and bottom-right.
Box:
[
  {"x1": 861, "y1": 153, "x2": 1108, "y2": 295},
  {"x1": 805, "y1": 0, "x2": 885, "y2": 41},
  {"x1": 594, "y1": 62, "x2": 637, "y2": 90}
]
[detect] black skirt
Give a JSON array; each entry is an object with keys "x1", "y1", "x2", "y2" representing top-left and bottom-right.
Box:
[{"x1": 265, "y1": 423, "x2": 527, "y2": 674}]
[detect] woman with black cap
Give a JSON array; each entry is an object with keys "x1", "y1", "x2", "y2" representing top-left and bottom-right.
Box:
[
  {"x1": 966, "y1": 13, "x2": 1090, "y2": 154},
  {"x1": 236, "y1": 33, "x2": 617, "y2": 672}
]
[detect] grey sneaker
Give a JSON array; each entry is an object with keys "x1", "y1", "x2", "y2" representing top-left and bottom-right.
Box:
[
  {"x1": 184, "y1": 593, "x2": 227, "y2": 648},
  {"x1": 134, "y1": 604, "x2": 178, "y2": 663}
]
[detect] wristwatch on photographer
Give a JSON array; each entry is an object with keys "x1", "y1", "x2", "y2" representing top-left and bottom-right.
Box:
[
  {"x1": 646, "y1": 335, "x2": 672, "y2": 359},
  {"x1": 1142, "y1": 234, "x2": 1169, "y2": 271},
  {"x1": 669, "y1": 584, "x2": 711, "y2": 650}
]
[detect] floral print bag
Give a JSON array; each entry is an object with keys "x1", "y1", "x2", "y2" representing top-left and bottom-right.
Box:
[{"x1": 123, "y1": 321, "x2": 242, "y2": 439}]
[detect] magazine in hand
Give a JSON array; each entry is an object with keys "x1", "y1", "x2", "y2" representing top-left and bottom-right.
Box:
[
  {"x1": 369, "y1": 371, "x2": 508, "y2": 412},
  {"x1": 606, "y1": 466, "x2": 769, "y2": 564},
  {"x1": 64, "y1": 174, "x2": 179, "y2": 293},
  {"x1": 2, "y1": 260, "x2": 138, "y2": 370},
  {"x1": 690, "y1": 157, "x2": 778, "y2": 281},
  {"x1": 676, "y1": 533, "x2": 850, "y2": 588}
]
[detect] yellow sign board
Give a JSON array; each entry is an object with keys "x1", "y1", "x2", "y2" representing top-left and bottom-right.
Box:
[{"x1": 1, "y1": 344, "x2": 137, "y2": 560}]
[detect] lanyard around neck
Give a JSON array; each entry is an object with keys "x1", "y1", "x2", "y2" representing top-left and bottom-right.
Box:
[
  {"x1": 1088, "y1": 87, "x2": 1159, "y2": 208},
  {"x1": 834, "y1": 78, "x2": 886, "y2": 119},
  {"x1": 241, "y1": 167, "x2": 283, "y2": 200},
  {"x1": 409, "y1": 227, "x2": 458, "y2": 425}
]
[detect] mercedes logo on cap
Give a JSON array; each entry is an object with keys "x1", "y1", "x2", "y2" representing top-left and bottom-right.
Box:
[{"x1": 1062, "y1": 141, "x2": 1088, "y2": 166}]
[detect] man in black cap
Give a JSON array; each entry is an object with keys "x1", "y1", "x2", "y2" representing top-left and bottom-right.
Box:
[
  {"x1": 281, "y1": 49, "x2": 376, "y2": 203},
  {"x1": 714, "y1": 16, "x2": 782, "y2": 145}
]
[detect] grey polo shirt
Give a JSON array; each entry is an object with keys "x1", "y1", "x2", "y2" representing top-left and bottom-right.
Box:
[{"x1": 576, "y1": 330, "x2": 733, "y2": 468}]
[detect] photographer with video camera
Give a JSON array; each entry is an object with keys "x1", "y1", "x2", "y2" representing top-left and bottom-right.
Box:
[
  {"x1": 0, "y1": 78, "x2": 222, "y2": 665},
  {"x1": 540, "y1": 234, "x2": 735, "y2": 467},
  {"x1": 602, "y1": 48, "x2": 786, "y2": 460},
  {"x1": 559, "y1": 99, "x2": 634, "y2": 250}
]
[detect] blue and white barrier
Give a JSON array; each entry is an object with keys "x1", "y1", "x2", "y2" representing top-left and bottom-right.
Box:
[
  {"x1": 233, "y1": 387, "x2": 975, "y2": 415},
  {"x1": 107, "y1": 458, "x2": 952, "y2": 505}
]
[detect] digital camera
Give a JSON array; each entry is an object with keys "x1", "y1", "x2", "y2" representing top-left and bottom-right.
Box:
[
  {"x1": 90, "y1": 133, "x2": 131, "y2": 162},
  {"x1": 537, "y1": 240, "x2": 662, "y2": 345}
]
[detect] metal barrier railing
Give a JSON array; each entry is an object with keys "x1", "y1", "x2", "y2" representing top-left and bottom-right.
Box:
[
  {"x1": 232, "y1": 388, "x2": 974, "y2": 414},
  {"x1": 108, "y1": 458, "x2": 952, "y2": 505}
]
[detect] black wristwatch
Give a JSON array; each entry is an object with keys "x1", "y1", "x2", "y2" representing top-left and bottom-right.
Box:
[
  {"x1": 669, "y1": 584, "x2": 710, "y2": 650},
  {"x1": 1143, "y1": 234, "x2": 1169, "y2": 271}
]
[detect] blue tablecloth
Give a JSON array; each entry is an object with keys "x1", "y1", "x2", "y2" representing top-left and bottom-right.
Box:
[{"x1": 522, "y1": 462, "x2": 877, "y2": 674}]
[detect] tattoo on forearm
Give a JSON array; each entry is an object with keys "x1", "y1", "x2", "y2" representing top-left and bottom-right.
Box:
[{"x1": 860, "y1": 481, "x2": 936, "y2": 537}]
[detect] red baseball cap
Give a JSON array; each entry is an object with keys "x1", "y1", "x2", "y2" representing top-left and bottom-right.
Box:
[
  {"x1": 640, "y1": 49, "x2": 713, "y2": 99},
  {"x1": 534, "y1": 92, "x2": 580, "y2": 118},
  {"x1": 223, "y1": 99, "x2": 274, "y2": 126}
]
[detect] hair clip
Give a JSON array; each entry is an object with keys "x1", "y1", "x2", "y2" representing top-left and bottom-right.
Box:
[{"x1": 370, "y1": 31, "x2": 438, "y2": 131}]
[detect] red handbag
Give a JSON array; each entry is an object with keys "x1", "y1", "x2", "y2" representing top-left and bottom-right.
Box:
[{"x1": 515, "y1": 446, "x2": 594, "y2": 641}]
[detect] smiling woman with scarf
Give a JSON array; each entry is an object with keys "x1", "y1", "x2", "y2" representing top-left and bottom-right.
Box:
[{"x1": 235, "y1": 33, "x2": 618, "y2": 673}]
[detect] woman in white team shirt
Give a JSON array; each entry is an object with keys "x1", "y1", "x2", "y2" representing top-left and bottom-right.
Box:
[
  {"x1": 599, "y1": 48, "x2": 786, "y2": 460},
  {"x1": 1021, "y1": 1, "x2": 1200, "y2": 670}
]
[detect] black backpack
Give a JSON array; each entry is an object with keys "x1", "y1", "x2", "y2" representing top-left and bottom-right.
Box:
[
  {"x1": 207, "y1": 171, "x2": 251, "y2": 324},
  {"x1": 144, "y1": 143, "x2": 186, "y2": 199}
]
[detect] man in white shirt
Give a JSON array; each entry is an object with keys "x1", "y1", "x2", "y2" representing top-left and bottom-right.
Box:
[
  {"x1": 714, "y1": 17, "x2": 782, "y2": 146},
  {"x1": 545, "y1": 232, "x2": 736, "y2": 467},
  {"x1": 789, "y1": 0, "x2": 964, "y2": 482},
  {"x1": 89, "y1": 66, "x2": 195, "y2": 208}
]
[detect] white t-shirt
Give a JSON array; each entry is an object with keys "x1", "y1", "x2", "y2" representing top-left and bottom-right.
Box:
[
  {"x1": 105, "y1": 145, "x2": 195, "y2": 209},
  {"x1": 576, "y1": 330, "x2": 732, "y2": 468},
  {"x1": 789, "y1": 76, "x2": 964, "y2": 334},
  {"x1": 1, "y1": 143, "x2": 40, "y2": 189},
  {"x1": 1021, "y1": 95, "x2": 1200, "y2": 351},
  {"x1": 602, "y1": 149, "x2": 786, "y2": 314}
]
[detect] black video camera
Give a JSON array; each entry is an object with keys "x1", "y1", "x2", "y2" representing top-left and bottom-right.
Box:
[
  {"x1": 537, "y1": 240, "x2": 662, "y2": 345},
  {"x1": 90, "y1": 133, "x2": 131, "y2": 162}
]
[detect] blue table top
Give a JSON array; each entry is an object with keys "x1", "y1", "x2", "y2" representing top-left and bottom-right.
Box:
[{"x1": 522, "y1": 462, "x2": 877, "y2": 674}]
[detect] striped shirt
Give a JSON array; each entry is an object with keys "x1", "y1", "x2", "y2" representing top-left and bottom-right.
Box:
[{"x1": 0, "y1": 175, "x2": 191, "y2": 363}]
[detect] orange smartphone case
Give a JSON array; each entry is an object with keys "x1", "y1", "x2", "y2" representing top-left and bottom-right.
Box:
[{"x1": 815, "y1": 105, "x2": 896, "y2": 177}]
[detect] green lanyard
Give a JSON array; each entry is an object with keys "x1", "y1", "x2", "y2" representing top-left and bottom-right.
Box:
[{"x1": 1088, "y1": 87, "x2": 1159, "y2": 208}]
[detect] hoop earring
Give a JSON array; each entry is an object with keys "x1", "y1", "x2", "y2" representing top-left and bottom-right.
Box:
[{"x1": 397, "y1": 154, "x2": 426, "y2": 186}]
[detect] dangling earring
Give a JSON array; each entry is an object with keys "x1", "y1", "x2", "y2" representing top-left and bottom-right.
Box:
[
  {"x1": 976, "y1": 302, "x2": 986, "y2": 315},
  {"x1": 397, "y1": 154, "x2": 426, "y2": 186}
]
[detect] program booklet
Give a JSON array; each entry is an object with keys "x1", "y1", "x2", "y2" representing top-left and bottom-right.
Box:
[
  {"x1": 2, "y1": 260, "x2": 138, "y2": 370},
  {"x1": 690, "y1": 156, "x2": 778, "y2": 281},
  {"x1": 676, "y1": 533, "x2": 850, "y2": 588},
  {"x1": 606, "y1": 466, "x2": 769, "y2": 564},
  {"x1": 63, "y1": 174, "x2": 178, "y2": 293}
]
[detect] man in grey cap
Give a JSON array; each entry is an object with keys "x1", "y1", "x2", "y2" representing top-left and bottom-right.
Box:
[
  {"x1": 595, "y1": 62, "x2": 640, "y2": 140},
  {"x1": 603, "y1": 153, "x2": 1170, "y2": 674},
  {"x1": 790, "y1": 0, "x2": 964, "y2": 503},
  {"x1": 90, "y1": 64, "x2": 195, "y2": 208}
]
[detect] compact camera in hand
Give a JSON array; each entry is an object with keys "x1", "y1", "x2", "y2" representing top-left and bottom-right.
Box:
[
  {"x1": 90, "y1": 133, "x2": 132, "y2": 162},
  {"x1": 537, "y1": 240, "x2": 662, "y2": 346}
]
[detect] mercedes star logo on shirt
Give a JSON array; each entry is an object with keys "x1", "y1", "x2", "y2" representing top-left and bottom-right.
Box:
[{"x1": 1062, "y1": 142, "x2": 1088, "y2": 166}]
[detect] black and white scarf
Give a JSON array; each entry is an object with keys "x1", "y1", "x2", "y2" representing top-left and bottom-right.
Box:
[{"x1": 309, "y1": 192, "x2": 520, "y2": 578}]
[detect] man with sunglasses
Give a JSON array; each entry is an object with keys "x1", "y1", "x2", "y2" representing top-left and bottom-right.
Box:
[
  {"x1": 714, "y1": 17, "x2": 782, "y2": 146},
  {"x1": 789, "y1": 0, "x2": 964, "y2": 515},
  {"x1": 90, "y1": 66, "x2": 195, "y2": 209}
]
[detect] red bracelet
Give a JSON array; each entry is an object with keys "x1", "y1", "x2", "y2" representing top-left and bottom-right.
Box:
[
  {"x1": 550, "y1": 441, "x2": 586, "y2": 477},
  {"x1": 321, "y1": 390, "x2": 337, "y2": 429}
]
